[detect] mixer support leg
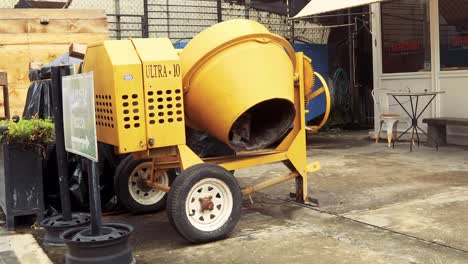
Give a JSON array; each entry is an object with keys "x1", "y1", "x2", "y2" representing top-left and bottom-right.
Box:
[
  {"x1": 291, "y1": 175, "x2": 319, "y2": 206},
  {"x1": 295, "y1": 176, "x2": 305, "y2": 203}
]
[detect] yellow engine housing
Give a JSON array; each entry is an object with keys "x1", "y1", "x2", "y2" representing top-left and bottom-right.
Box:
[{"x1": 83, "y1": 38, "x2": 186, "y2": 154}]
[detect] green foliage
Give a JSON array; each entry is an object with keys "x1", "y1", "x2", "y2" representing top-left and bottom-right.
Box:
[{"x1": 0, "y1": 118, "x2": 55, "y2": 145}]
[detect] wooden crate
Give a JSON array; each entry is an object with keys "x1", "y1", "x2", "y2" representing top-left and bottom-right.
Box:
[{"x1": 0, "y1": 9, "x2": 109, "y2": 116}]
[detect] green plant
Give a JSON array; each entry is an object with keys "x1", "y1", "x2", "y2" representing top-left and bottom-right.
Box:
[{"x1": 0, "y1": 118, "x2": 55, "y2": 145}]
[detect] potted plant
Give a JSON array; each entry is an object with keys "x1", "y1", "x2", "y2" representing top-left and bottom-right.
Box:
[{"x1": 0, "y1": 117, "x2": 54, "y2": 230}]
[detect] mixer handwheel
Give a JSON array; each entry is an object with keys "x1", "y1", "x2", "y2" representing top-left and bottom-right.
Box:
[
  {"x1": 166, "y1": 164, "x2": 242, "y2": 243},
  {"x1": 305, "y1": 71, "x2": 331, "y2": 132}
]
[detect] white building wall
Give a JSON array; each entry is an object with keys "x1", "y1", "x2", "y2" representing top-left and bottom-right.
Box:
[
  {"x1": 371, "y1": 0, "x2": 468, "y2": 146},
  {"x1": 439, "y1": 72, "x2": 468, "y2": 144}
]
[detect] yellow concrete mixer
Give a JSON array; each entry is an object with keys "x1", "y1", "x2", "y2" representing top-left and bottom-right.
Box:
[{"x1": 83, "y1": 19, "x2": 330, "y2": 243}]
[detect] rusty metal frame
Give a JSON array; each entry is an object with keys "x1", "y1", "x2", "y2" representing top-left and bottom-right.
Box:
[{"x1": 139, "y1": 149, "x2": 295, "y2": 193}]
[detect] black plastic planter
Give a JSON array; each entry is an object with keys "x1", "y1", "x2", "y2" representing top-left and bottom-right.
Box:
[
  {"x1": 61, "y1": 222, "x2": 134, "y2": 264},
  {"x1": 0, "y1": 143, "x2": 45, "y2": 230}
]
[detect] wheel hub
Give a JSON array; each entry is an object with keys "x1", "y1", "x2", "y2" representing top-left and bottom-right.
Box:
[
  {"x1": 185, "y1": 178, "x2": 233, "y2": 232},
  {"x1": 199, "y1": 196, "x2": 214, "y2": 212},
  {"x1": 128, "y1": 162, "x2": 169, "y2": 205}
]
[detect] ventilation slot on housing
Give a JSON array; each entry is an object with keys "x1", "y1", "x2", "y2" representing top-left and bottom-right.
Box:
[
  {"x1": 147, "y1": 88, "x2": 183, "y2": 125},
  {"x1": 95, "y1": 94, "x2": 114, "y2": 128},
  {"x1": 122, "y1": 94, "x2": 141, "y2": 129}
]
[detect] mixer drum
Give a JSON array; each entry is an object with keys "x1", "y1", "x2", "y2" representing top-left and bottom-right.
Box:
[{"x1": 180, "y1": 19, "x2": 297, "y2": 151}]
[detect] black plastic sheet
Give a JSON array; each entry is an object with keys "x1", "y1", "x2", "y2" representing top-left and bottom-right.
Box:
[
  {"x1": 70, "y1": 143, "x2": 121, "y2": 211},
  {"x1": 24, "y1": 65, "x2": 52, "y2": 120},
  {"x1": 23, "y1": 52, "x2": 83, "y2": 120},
  {"x1": 23, "y1": 55, "x2": 120, "y2": 213},
  {"x1": 29, "y1": 66, "x2": 52, "y2": 81},
  {"x1": 22, "y1": 79, "x2": 53, "y2": 120},
  {"x1": 43, "y1": 143, "x2": 120, "y2": 212}
]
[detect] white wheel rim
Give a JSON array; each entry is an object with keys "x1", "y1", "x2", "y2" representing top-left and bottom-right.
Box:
[
  {"x1": 185, "y1": 178, "x2": 233, "y2": 232},
  {"x1": 128, "y1": 162, "x2": 169, "y2": 205}
]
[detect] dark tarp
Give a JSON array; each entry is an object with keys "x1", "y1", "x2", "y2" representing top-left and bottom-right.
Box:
[{"x1": 23, "y1": 55, "x2": 119, "y2": 214}]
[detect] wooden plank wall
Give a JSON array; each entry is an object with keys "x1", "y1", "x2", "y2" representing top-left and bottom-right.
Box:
[{"x1": 0, "y1": 9, "x2": 109, "y2": 116}]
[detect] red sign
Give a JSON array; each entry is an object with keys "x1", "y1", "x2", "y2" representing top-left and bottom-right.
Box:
[
  {"x1": 449, "y1": 36, "x2": 468, "y2": 48},
  {"x1": 386, "y1": 40, "x2": 422, "y2": 53}
]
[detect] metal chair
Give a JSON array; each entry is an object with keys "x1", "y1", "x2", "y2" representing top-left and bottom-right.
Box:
[{"x1": 372, "y1": 88, "x2": 400, "y2": 147}]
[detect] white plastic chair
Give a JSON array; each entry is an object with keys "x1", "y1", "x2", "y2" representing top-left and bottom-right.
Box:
[{"x1": 372, "y1": 88, "x2": 400, "y2": 147}]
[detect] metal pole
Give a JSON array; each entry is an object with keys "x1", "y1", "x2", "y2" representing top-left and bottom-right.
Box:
[
  {"x1": 51, "y1": 66, "x2": 72, "y2": 221},
  {"x1": 423, "y1": 2, "x2": 430, "y2": 69},
  {"x1": 347, "y1": 8, "x2": 356, "y2": 122},
  {"x1": 87, "y1": 160, "x2": 102, "y2": 236},
  {"x1": 245, "y1": 0, "x2": 250, "y2": 19},
  {"x1": 166, "y1": 0, "x2": 170, "y2": 39},
  {"x1": 288, "y1": 0, "x2": 295, "y2": 42},
  {"x1": 217, "y1": 0, "x2": 222, "y2": 23},
  {"x1": 143, "y1": 0, "x2": 149, "y2": 37},
  {"x1": 115, "y1": 0, "x2": 121, "y2": 40}
]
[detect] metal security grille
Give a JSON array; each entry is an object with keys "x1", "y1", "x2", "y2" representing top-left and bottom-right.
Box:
[
  {"x1": 222, "y1": 2, "x2": 291, "y2": 38},
  {"x1": 107, "y1": 14, "x2": 147, "y2": 39},
  {"x1": 146, "y1": 0, "x2": 219, "y2": 40},
  {"x1": 106, "y1": 0, "x2": 298, "y2": 41}
]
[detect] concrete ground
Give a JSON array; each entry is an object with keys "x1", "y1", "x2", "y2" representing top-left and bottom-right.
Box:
[
  {"x1": 0, "y1": 231, "x2": 52, "y2": 264},
  {"x1": 4, "y1": 130, "x2": 468, "y2": 263}
]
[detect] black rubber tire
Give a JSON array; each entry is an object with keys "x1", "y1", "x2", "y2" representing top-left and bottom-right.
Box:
[
  {"x1": 166, "y1": 164, "x2": 242, "y2": 244},
  {"x1": 114, "y1": 155, "x2": 175, "y2": 214}
]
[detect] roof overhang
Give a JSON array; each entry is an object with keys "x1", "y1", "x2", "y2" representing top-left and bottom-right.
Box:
[{"x1": 294, "y1": 0, "x2": 387, "y2": 19}]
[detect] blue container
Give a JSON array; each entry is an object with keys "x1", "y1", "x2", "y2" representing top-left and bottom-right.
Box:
[
  {"x1": 293, "y1": 43, "x2": 329, "y2": 122},
  {"x1": 173, "y1": 41, "x2": 188, "y2": 49}
]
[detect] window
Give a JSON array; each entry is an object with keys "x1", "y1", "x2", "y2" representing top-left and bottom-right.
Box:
[
  {"x1": 439, "y1": 0, "x2": 468, "y2": 71},
  {"x1": 381, "y1": 0, "x2": 431, "y2": 73}
]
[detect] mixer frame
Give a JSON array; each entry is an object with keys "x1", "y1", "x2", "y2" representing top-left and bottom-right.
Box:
[{"x1": 135, "y1": 52, "x2": 327, "y2": 204}]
